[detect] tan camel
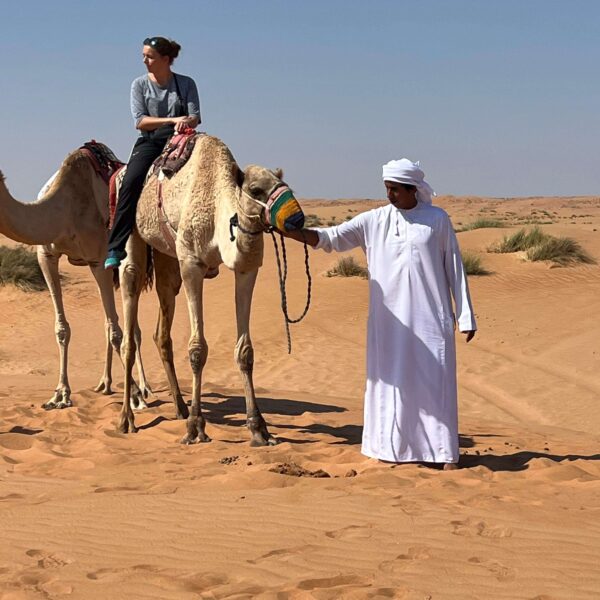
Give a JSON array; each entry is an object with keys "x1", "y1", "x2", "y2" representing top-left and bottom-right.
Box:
[
  {"x1": 0, "y1": 149, "x2": 151, "y2": 409},
  {"x1": 117, "y1": 134, "x2": 295, "y2": 445}
]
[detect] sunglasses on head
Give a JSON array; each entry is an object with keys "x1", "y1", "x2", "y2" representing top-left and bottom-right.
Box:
[{"x1": 143, "y1": 37, "x2": 167, "y2": 49}]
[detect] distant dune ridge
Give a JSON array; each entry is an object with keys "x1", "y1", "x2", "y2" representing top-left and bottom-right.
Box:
[{"x1": 1, "y1": 195, "x2": 600, "y2": 598}]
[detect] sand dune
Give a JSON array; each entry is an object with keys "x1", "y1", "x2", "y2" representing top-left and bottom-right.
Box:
[{"x1": 1, "y1": 196, "x2": 600, "y2": 599}]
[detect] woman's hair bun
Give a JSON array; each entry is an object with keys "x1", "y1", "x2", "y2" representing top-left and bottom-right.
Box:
[{"x1": 168, "y1": 40, "x2": 181, "y2": 59}]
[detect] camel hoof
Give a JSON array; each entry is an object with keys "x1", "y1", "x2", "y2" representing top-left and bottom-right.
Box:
[
  {"x1": 42, "y1": 397, "x2": 73, "y2": 410},
  {"x1": 94, "y1": 380, "x2": 113, "y2": 395},
  {"x1": 180, "y1": 433, "x2": 211, "y2": 445},
  {"x1": 250, "y1": 435, "x2": 278, "y2": 447},
  {"x1": 139, "y1": 384, "x2": 153, "y2": 399},
  {"x1": 131, "y1": 398, "x2": 148, "y2": 411},
  {"x1": 117, "y1": 416, "x2": 138, "y2": 434}
]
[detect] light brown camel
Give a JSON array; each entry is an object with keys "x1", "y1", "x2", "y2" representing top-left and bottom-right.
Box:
[
  {"x1": 117, "y1": 134, "x2": 297, "y2": 445},
  {"x1": 0, "y1": 150, "x2": 151, "y2": 409}
]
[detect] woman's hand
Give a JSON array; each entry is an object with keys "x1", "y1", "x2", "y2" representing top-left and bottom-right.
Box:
[{"x1": 173, "y1": 116, "x2": 197, "y2": 133}]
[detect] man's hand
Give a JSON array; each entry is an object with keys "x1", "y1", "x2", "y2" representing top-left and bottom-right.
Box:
[{"x1": 462, "y1": 330, "x2": 476, "y2": 343}]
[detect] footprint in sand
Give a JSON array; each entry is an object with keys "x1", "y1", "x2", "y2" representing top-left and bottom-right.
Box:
[
  {"x1": 450, "y1": 517, "x2": 512, "y2": 538},
  {"x1": 468, "y1": 556, "x2": 516, "y2": 582},
  {"x1": 296, "y1": 574, "x2": 367, "y2": 591},
  {"x1": 324, "y1": 524, "x2": 373, "y2": 541},
  {"x1": 26, "y1": 549, "x2": 72, "y2": 569},
  {"x1": 379, "y1": 545, "x2": 431, "y2": 575},
  {"x1": 247, "y1": 545, "x2": 318, "y2": 565}
]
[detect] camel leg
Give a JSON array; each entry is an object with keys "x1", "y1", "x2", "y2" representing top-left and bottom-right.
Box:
[
  {"x1": 180, "y1": 258, "x2": 210, "y2": 444},
  {"x1": 116, "y1": 232, "x2": 147, "y2": 433},
  {"x1": 89, "y1": 264, "x2": 148, "y2": 410},
  {"x1": 153, "y1": 251, "x2": 188, "y2": 419},
  {"x1": 134, "y1": 323, "x2": 153, "y2": 400},
  {"x1": 37, "y1": 246, "x2": 72, "y2": 410},
  {"x1": 89, "y1": 264, "x2": 120, "y2": 396},
  {"x1": 235, "y1": 270, "x2": 276, "y2": 446}
]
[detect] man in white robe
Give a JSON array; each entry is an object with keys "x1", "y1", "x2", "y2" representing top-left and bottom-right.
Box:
[{"x1": 281, "y1": 159, "x2": 476, "y2": 468}]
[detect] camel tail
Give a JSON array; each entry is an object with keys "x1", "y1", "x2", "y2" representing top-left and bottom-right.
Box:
[
  {"x1": 111, "y1": 246, "x2": 153, "y2": 292},
  {"x1": 142, "y1": 245, "x2": 154, "y2": 292}
]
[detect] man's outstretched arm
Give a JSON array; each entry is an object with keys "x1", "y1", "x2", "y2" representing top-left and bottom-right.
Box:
[{"x1": 278, "y1": 228, "x2": 320, "y2": 247}]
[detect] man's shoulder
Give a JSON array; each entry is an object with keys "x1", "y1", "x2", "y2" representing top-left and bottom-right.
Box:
[{"x1": 421, "y1": 203, "x2": 450, "y2": 221}]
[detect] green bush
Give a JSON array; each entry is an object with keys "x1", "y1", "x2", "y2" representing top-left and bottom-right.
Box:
[
  {"x1": 0, "y1": 245, "x2": 47, "y2": 291},
  {"x1": 326, "y1": 256, "x2": 368, "y2": 279},
  {"x1": 461, "y1": 251, "x2": 490, "y2": 276}
]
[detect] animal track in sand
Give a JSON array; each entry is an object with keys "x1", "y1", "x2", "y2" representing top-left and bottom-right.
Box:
[
  {"x1": 450, "y1": 517, "x2": 512, "y2": 538},
  {"x1": 468, "y1": 556, "x2": 516, "y2": 582}
]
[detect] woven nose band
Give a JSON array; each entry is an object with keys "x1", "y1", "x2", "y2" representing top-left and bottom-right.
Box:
[{"x1": 266, "y1": 185, "x2": 305, "y2": 231}]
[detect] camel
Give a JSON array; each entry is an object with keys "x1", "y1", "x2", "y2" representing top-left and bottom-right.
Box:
[
  {"x1": 0, "y1": 149, "x2": 151, "y2": 409},
  {"x1": 117, "y1": 134, "x2": 301, "y2": 445}
]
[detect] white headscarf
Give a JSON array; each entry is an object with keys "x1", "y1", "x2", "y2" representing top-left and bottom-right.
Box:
[{"x1": 382, "y1": 158, "x2": 435, "y2": 204}]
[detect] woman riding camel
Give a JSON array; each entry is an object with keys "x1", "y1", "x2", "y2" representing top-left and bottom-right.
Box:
[{"x1": 104, "y1": 36, "x2": 200, "y2": 269}]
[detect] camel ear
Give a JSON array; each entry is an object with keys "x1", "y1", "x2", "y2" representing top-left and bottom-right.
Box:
[
  {"x1": 273, "y1": 168, "x2": 284, "y2": 180},
  {"x1": 232, "y1": 162, "x2": 244, "y2": 187}
]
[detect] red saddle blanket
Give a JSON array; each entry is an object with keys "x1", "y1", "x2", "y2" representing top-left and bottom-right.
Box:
[{"x1": 80, "y1": 140, "x2": 124, "y2": 186}]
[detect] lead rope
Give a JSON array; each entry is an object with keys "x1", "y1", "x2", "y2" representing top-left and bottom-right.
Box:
[
  {"x1": 269, "y1": 230, "x2": 312, "y2": 354},
  {"x1": 233, "y1": 187, "x2": 312, "y2": 353}
]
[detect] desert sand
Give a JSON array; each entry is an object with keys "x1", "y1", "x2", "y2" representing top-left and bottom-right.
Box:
[{"x1": 1, "y1": 195, "x2": 599, "y2": 599}]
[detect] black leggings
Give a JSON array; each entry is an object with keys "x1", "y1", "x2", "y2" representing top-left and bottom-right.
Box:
[{"x1": 108, "y1": 135, "x2": 167, "y2": 253}]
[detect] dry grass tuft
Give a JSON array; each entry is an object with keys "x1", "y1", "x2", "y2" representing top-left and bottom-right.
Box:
[
  {"x1": 304, "y1": 214, "x2": 323, "y2": 227},
  {"x1": 526, "y1": 237, "x2": 596, "y2": 266},
  {"x1": 461, "y1": 251, "x2": 490, "y2": 276},
  {"x1": 490, "y1": 227, "x2": 596, "y2": 266},
  {"x1": 456, "y1": 218, "x2": 505, "y2": 232},
  {"x1": 326, "y1": 256, "x2": 368, "y2": 279},
  {"x1": 0, "y1": 246, "x2": 47, "y2": 291},
  {"x1": 491, "y1": 227, "x2": 549, "y2": 253}
]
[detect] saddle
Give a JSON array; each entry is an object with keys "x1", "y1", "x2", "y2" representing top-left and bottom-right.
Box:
[
  {"x1": 152, "y1": 128, "x2": 200, "y2": 178},
  {"x1": 80, "y1": 140, "x2": 124, "y2": 186}
]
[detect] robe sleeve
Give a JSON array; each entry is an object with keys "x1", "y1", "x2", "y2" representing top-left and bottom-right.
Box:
[
  {"x1": 442, "y1": 215, "x2": 477, "y2": 332},
  {"x1": 315, "y1": 212, "x2": 367, "y2": 253}
]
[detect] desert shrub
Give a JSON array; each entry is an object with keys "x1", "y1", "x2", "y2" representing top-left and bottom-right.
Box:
[
  {"x1": 461, "y1": 251, "x2": 490, "y2": 276},
  {"x1": 526, "y1": 237, "x2": 596, "y2": 266},
  {"x1": 0, "y1": 245, "x2": 47, "y2": 291},
  {"x1": 491, "y1": 227, "x2": 549, "y2": 253},
  {"x1": 456, "y1": 218, "x2": 505, "y2": 232},
  {"x1": 304, "y1": 213, "x2": 323, "y2": 227},
  {"x1": 326, "y1": 256, "x2": 368, "y2": 279}
]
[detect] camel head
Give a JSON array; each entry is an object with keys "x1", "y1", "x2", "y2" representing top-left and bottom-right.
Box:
[{"x1": 240, "y1": 165, "x2": 305, "y2": 232}]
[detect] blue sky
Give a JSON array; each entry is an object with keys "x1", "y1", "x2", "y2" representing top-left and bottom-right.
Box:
[{"x1": 2, "y1": 0, "x2": 599, "y2": 199}]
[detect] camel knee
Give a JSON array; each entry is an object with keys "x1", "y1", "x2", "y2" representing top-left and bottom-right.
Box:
[
  {"x1": 188, "y1": 342, "x2": 208, "y2": 374},
  {"x1": 235, "y1": 334, "x2": 254, "y2": 373},
  {"x1": 121, "y1": 263, "x2": 143, "y2": 296},
  {"x1": 55, "y1": 320, "x2": 71, "y2": 346},
  {"x1": 109, "y1": 324, "x2": 123, "y2": 350}
]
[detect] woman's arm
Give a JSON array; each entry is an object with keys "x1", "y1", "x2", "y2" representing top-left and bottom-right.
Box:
[{"x1": 136, "y1": 115, "x2": 196, "y2": 132}]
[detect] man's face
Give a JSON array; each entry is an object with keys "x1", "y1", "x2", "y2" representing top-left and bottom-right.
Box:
[{"x1": 384, "y1": 181, "x2": 417, "y2": 209}]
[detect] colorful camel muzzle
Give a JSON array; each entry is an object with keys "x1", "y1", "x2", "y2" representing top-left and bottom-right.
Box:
[{"x1": 265, "y1": 185, "x2": 305, "y2": 231}]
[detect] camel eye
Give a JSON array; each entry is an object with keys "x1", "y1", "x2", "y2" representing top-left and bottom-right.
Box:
[{"x1": 249, "y1": 184, "x2": 262, "y2": 195}]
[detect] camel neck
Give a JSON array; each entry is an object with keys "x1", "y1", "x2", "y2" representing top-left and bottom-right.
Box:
[{"x1": 0, "y1": 181, "x2": 67, "y2": 245}]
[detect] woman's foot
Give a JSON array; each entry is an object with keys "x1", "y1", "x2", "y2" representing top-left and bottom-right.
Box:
[{"x1": 104, "y1": 249, "x2": 127, "y2": 270}]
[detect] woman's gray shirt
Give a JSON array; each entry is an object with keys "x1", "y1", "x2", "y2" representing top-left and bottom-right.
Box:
[{"x1": 130, "y1": 74, "x2": 201, "y2": 129}]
